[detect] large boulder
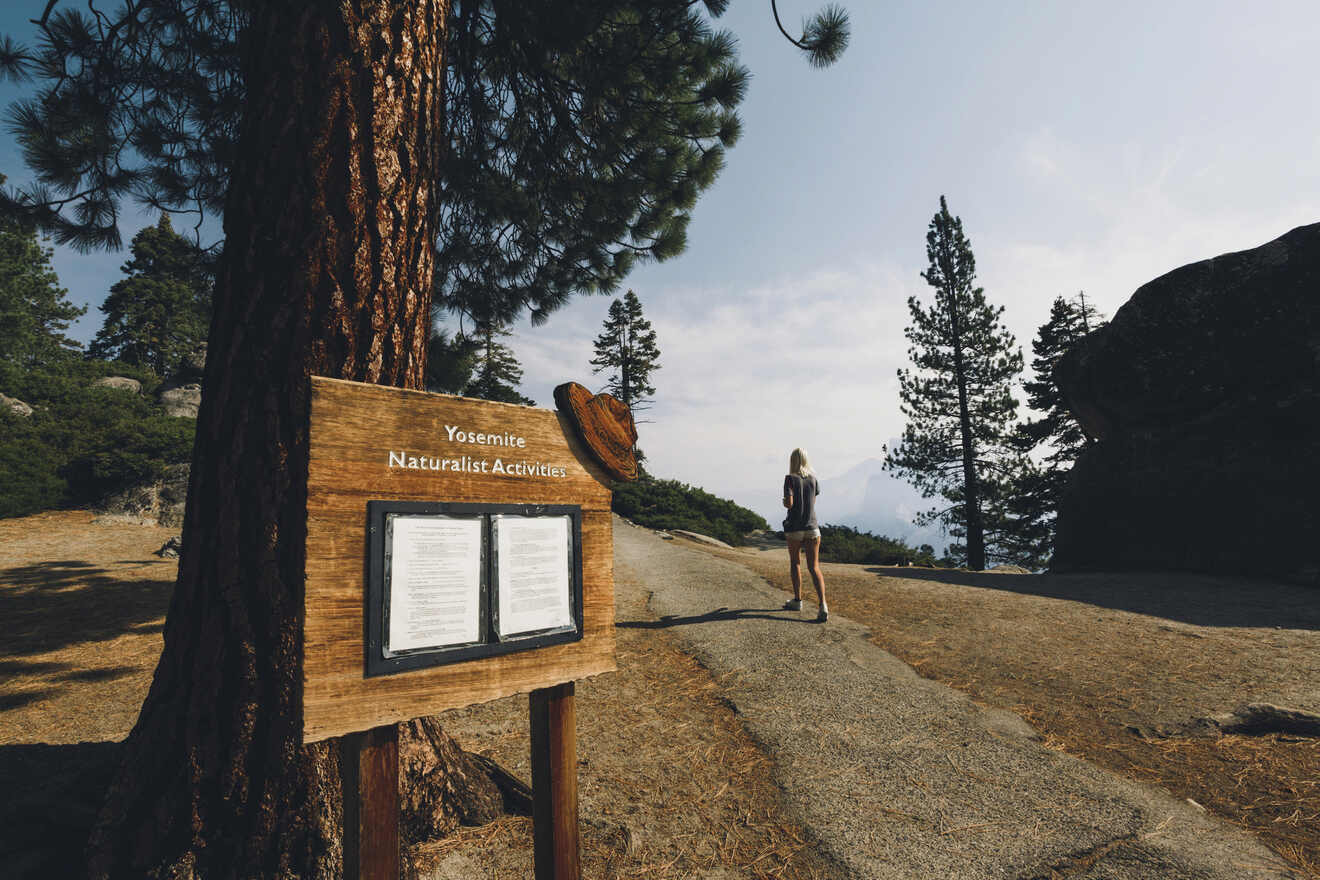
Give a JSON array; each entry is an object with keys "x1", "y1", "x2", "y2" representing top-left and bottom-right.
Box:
[
  {"x1": 95, "y1": 376, "x2": 142, "y2": 394},
  {"x1": 158, "y1": 382, "x2": 202, "y2": 418},
  {"x1": 0, "y1": 392, "x2": 33, "y2": 417},
  {"x1": 158, "y1": 343, "x2": 206, "y2": 417},
  {"x1": 1053, "y1": 223, "x2": 1319, "y2": 584},
  {"x1": 94, "y1": 463, "x2": 191, "y2": 527}
]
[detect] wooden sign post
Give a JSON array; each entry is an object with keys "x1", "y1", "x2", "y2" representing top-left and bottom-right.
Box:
[
  {"x1": 303, "y1": 377, "x2": 637, "y2": 879},
  {"x1": 341, "y1": 725, "x2": 399, "y2": 880},
  {"x1": 530, "y1": 681, "x2": 579, "y2": 880}
]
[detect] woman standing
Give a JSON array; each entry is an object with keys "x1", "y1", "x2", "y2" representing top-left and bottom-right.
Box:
[{"x1": 782, "y1": 448, "x2": 828, "y2": 622}]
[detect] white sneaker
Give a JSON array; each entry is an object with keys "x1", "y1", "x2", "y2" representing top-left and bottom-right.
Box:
[
  {"x1": 816, "y1": 606, "x2": 829, "y2": 623},
  {"x1": 783, "y1": 598, "x2": 802, "y2": 611}
]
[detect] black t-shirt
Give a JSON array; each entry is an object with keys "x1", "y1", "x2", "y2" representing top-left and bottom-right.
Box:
[{"x1": 782, "y1": 473, "x2": 820, "y2": 531}]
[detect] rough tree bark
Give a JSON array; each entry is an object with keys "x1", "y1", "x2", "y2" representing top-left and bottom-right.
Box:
[{"x1": 86, "y1": 3, "x2": 459, "y2": 876}]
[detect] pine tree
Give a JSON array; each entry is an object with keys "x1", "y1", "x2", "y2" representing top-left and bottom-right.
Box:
[
  {"x1": 590, "y1": 290, "x2": 661, "y2": 417},
  {"x1": 997, "y1": 293, "x2": 1106, "y2": 565},
  {"x1": 0, "y1": 202, "x2": 84, "y2": 374},
  {"x1": 89, "y1": 215, "x2": 212, "y2": 376},
  {"x1": 424, "y1": 328, "x2": 480, "y2": 394},
  {"x1": 83, "y1": 7, "x2": 457, "y2": 873},
  {"x1": 1018, "y1": 292, "x2": 1103, "y2": 462},
  {"x1": 462, "y1": 321, "x2": 536, "y2": 406},
  {"x1": 885, "y1": 196, "x2": 1023, "y2": 571}
]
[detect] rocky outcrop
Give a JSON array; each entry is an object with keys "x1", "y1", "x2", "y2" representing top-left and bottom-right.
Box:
[
  {"x1": 1053, "y1": 223, "x2": 1319, "y2": 584},
  {"x1": 94, "y1": 463, "x2": 191, "y2": 527},
  {"x1": 670, "y1": 529, "x2": 734, "y2": 549},
  {"x1": 94, "y1": 376, "x2": 142, "y2": 394},
  {"x1": 1, "y1": 392, "x2": 33, "y2": 417},
  {"x1": 157, "y1": 383, "x2": 202, "y2": 418},
  {"x1": 155, "y1": 342, "x2": 206, "y2": 417}
]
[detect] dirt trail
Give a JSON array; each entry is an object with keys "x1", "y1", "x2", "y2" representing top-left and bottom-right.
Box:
[
  {"x1": 698, "y1": 530, "x2": 1320, "y2": 877},
  {"x1": 626, "y1": 523, "x2": 1304, "y2": 879}
]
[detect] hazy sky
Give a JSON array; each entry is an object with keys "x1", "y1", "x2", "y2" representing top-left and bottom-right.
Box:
[{"x1": 4, "y1": 2, "x2": 1319, "y2": 527}]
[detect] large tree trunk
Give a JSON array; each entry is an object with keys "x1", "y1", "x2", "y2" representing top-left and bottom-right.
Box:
[
  {"x1": 87, "y1": 3, "x2": 451, "y2": 876},
  {"x1": 945, "y1": 298, "x2": 985, "y2": 572},
  {"x1": 953, "y1": 354, "x2": 985, "y2": 572}
]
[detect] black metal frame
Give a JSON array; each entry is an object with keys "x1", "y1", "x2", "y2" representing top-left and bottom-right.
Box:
[{"x1": 364, "y1": 500, "x2": 583, "y2": 677}]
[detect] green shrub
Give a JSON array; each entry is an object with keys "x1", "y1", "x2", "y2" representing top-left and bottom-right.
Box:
[
  {"x1": 0, "y1": 359, "x2": 194, "y2": 517},
  {"x1": 611, "y1": 475, "x2": 769, "y2": 546},
  {"x1": 0, "y1": 413, "x2": 66, "y2": 517},
  {"x1": 811, "y1": 524, "x2": 939, "y2": 567}
]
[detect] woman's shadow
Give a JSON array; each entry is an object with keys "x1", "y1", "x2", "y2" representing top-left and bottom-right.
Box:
[{"x1": 616, "y1": 606, "x2": 820, "y2": 629}]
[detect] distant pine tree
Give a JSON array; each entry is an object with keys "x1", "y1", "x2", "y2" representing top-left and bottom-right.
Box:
[
  {"x1": 89, "y1": 215, "x2": 212, "y2": 376},
  {"x1": 591, "y1": 289, "x2": 660, "y2": 466},
  {"x1": 1018, "y1": 292, "x2": 1103, "y2": 461},
  {"x1": 996, "y1": 293, "x2": 1106, "y2": 566},
  {"x1": 590, "y1": 289, "x2": 661, "y2": 416},
  {"x1": 463, "y1": 320, "x2": 536, "y2": 406},
  {"x1": 0, "y1": 199, "x2": 84, "y2": 374},
  {"x1": 885, "y1": 196, "x2": 1024, "y2": 570},
  {"x1": 424, "y1": 327, "x2": 480, "y2": 394}
]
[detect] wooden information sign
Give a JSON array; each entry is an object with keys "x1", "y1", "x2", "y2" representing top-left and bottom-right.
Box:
[
  {"x1": 303, "y1": 376, "x2": 621, "y2": 743},
  {"x1": 305, "y1": 376, "x2": 637, "y2": 880}
]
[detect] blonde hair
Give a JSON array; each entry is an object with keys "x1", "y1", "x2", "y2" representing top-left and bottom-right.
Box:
[{"x1": 789, "y1": 448, "x2": 814, "y2": 477}]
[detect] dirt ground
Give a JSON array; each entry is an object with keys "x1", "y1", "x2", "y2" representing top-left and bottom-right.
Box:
[
  {"x1": 0, "y1": 512, "x2": 842, "y2": 880},
  {"x1": 2, "y1": 512, "x2": 1317, "y2": 878},
  {"x1": 708, "y1": 538, "x2": 1320, "y2": 878}
]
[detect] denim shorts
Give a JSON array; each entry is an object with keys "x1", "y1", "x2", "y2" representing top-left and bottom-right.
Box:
[{"x1": 784, "y1": 528, "x2": 821, "y2": 542}]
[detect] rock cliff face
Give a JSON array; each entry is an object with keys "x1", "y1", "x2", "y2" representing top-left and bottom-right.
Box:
[
  {"x1": 94, "y1": 463, "x2": 191, "y2": 527},
  {"x1": 157, "y1": 383, "x2": 202, "y2": 418},
  {"x1": 1053, "y1": 223, "x2": 1319, "y2": 583}
]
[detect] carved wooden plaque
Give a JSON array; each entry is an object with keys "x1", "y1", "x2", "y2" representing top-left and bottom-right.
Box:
[{"x1": 303, "y1": 377, "x2": 617, "y2": 743}]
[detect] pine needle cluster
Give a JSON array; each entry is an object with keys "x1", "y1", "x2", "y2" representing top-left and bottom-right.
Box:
[
  {"x1": 437, "y1": 0, "x2": 752, "y2": 326},
  {"x1": 0, "y1": 1, "x2": 757, "y2": 332}
]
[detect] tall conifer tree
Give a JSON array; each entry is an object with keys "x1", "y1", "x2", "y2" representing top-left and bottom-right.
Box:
[
  {"x1": 996, "y1": 293, "x2": 1105, "y2": 565},
  {"x1": 1017, "y1": 292, "x2": 1102, "y2": 462},
  {"x1": 463, "y1": 320, "x2": 536, "y2": 406},
  {"x1": 424, "y1": 328, "x2": 480, "y2": 395},
  {"x1": 591, "y1": 290, "x2": 661, "y2": 417},
  {"x1": 89, "y1": 214, "x2": 212, "y2": 376},
  {"x1": 885, "y1": 196, "x2": 1023, "y2": 570},
  {"x1": 0, "y1": 195, "x2": 84, "y2": 374}
]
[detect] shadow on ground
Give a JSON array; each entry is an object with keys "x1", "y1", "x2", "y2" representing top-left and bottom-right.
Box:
[
  {"x1": 0, "y1": 656, "x2": 140, "y2": 713},
  {"x1": 0, "y1": 740, "x2": 120, "y2": 879},
  {"x1": 617, "y1": 606, "x2": 821, "y2": 630},
  {"x1": 1, "y1": 560, "x2": 173, "y2": 656},
  {"x1": 864, "y1": 566, "x2": 1320, "y2": 630}
]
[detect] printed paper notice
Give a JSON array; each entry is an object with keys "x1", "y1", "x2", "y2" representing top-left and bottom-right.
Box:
[
  {"x1": 495, "y1": 515, "x2": 572, "y2": 637},
  {"x1": 387, "y1": 516, "x2": 483, "y2": 652}
]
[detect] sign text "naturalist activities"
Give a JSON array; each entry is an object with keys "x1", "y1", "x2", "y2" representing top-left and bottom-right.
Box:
[{"x1": 386, "y1": 424, "x2": 568, "y2": 479}]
